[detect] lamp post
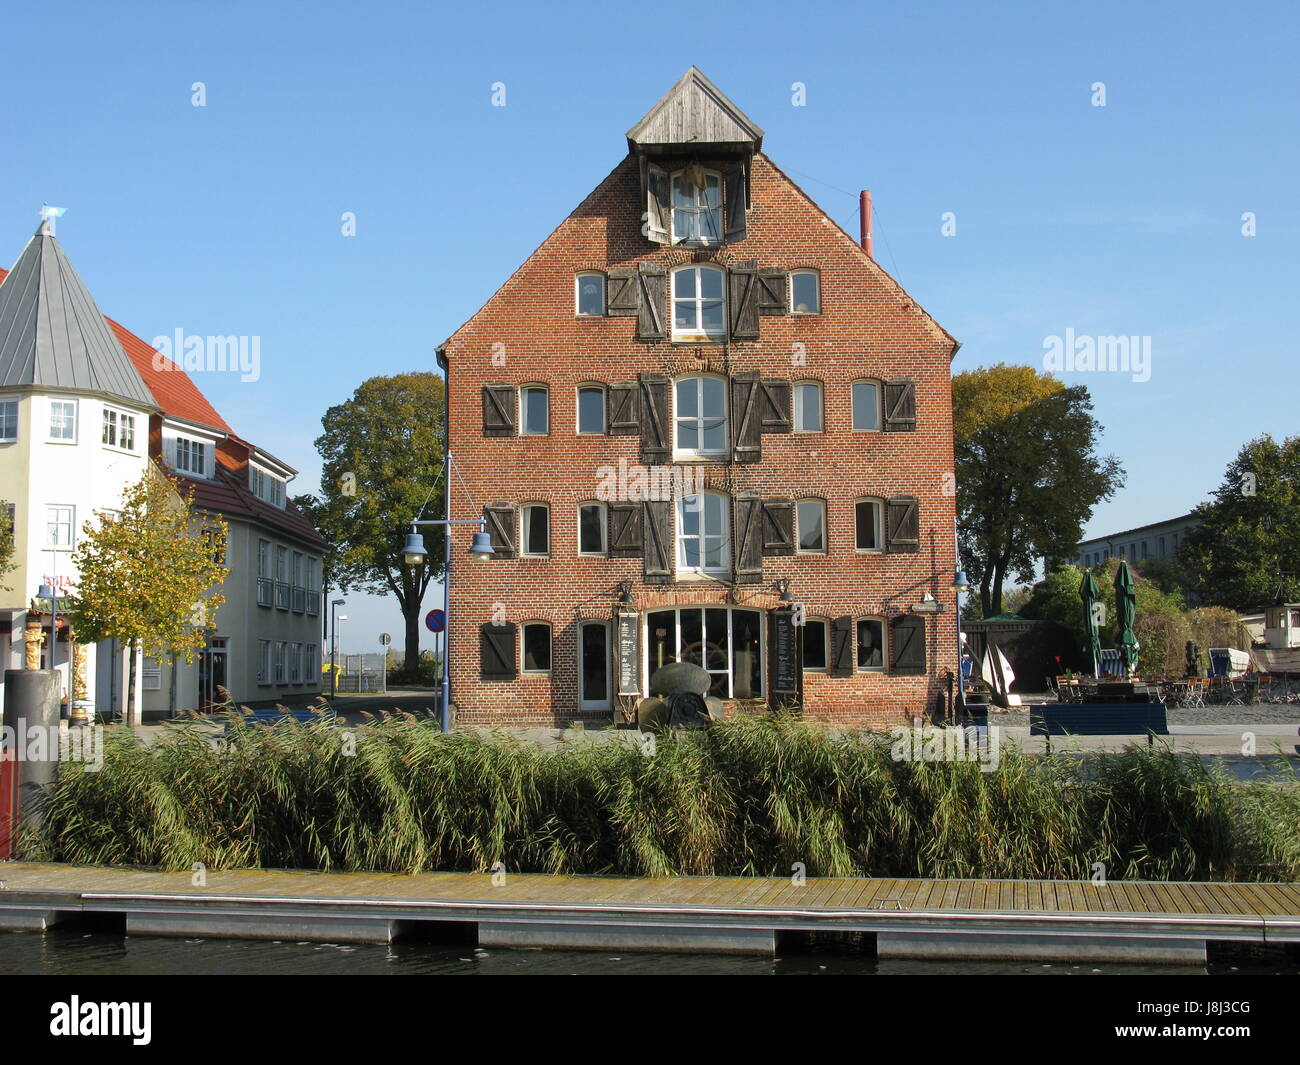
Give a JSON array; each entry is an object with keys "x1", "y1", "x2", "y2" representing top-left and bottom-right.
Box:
[
  {"x1": 329, "y1": 598, "x2": 345, "y2": 697},
  {"x1": 402, "y1": 448, "x2": 494, "y2": 733}
]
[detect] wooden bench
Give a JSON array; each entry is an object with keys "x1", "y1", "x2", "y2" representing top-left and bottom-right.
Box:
[{"x1": 1029, "y1": 701, "x2": 1169, "y2": 752}]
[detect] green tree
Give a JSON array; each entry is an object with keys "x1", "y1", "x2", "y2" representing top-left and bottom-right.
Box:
[
  {"x1": 296, "y1": 373, "x2": 446, "y2": 672},
  {"x1": 1180, "y1": 434, "x2": 1300, "y2": 611},
  {"x1": 954, "y1": 364, "x2": 1124, "y2": 616},
  {"x1": 0, "y1": 500, "x2": 15, "y2": 589},
  {"x1": 70, "y1": 469, "x2": 229, "y2": 726}
]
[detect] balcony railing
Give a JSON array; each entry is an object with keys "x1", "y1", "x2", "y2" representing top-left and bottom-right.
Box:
[
  {"x1": 292, "y1": 586, "x2": 306, "y2": 613},
  {"x1": 306, "y1": 590, "x2": 321, "y2": 616},
  {"x1": 257, "y1": 578, "x2": 274, "y2": 607},
  {"x1": 275, "y1": 581, "x2": 290, "y2": 609}
]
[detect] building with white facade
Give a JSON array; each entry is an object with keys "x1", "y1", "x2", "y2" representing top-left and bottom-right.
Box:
[
  {"x1": 1073, "y1": 513, "x2": 1201, "y2": 570},
  {"x1": 0, "y1": 218, "x2": 327, "y2": 720}
]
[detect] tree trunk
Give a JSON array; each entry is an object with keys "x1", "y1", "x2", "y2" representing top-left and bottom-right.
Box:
[
  {"x1": 403, "y1": 603, "x2": 421, "y2": 673},
  {"x1": 126, "y1": 638, "x2": 140, "y2": 729}
]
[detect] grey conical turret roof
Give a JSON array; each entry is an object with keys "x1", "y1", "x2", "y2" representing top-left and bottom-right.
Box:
[{"x1": 0, "y1": 220, "x2": 156, "y2": 407}]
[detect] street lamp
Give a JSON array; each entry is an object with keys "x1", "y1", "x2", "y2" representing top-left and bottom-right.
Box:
[
  {"x1": 329, "y1": 598, "x2": 346, "y2": 698},
  {"x1": 404, "y1": 448, "x2": 494, "y2": 733}
]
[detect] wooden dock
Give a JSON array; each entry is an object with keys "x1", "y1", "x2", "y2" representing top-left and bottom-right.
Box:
[{"x1": 2, "y1": 863, "x2": 1298, "y2": 963}]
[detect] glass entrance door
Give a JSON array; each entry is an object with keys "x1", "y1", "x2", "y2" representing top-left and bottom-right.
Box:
[
  {"x1": 579, "y1": 622, "x2": 610, "y2": 710},
  {"x1": 199, "y1": 637, "x2": 229, "y2": 712}
]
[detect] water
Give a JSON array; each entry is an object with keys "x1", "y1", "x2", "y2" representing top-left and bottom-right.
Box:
[{"x1": 1, "y1": 929, "x2": 1294, "y2": 975}]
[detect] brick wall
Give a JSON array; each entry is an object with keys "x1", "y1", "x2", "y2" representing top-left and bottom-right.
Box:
[{"x1": 441, "y1": 151, "x2": 959, "y2": 729}]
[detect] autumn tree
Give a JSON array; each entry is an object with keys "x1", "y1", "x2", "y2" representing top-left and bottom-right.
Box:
[
  {"x1": 954, "y1": 364, "x2": 1124, "y2": 616},
  {"x1": 0, "y1": 500, "x2": 14, "y2": 589},
  {"x1": 296, "y1": 373, "x2": 445, "y2": 671},
  {"x1": 70, "y1": 469, "x2": 229, "y2": 726},
  {"x1": 1180, "y1": 434, "x2": 1300, "y2": 611}
]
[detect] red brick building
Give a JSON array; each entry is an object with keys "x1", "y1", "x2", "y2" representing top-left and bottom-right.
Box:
[{"x1": 437, "y1": 69, "x2": 960, "y2": 729}]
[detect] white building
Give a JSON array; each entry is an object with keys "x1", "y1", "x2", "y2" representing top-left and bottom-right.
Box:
[
  {"x1": 0, "y1": 218, "x2": 327, "y2": 720},
  {"x1": 1073, "y1": 513, "x2": 1201, "y2": 570}
]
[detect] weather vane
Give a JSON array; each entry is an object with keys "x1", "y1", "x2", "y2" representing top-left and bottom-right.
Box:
[{"x1": 39, "y1": 203, "x2": 67, "y2": 235}]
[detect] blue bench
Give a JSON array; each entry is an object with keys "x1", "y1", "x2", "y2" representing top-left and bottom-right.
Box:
[
  {"x1": 223, "y1": 706, "x2": 338, "y2": 732},
  {"x1": 1030, "y1": 702, "x2": 1169, "y2": 752}
]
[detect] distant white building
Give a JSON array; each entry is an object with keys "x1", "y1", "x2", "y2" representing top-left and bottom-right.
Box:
[
  {"x1": 0, "y1": 218, "x2": 328, "y2": 721},
  {"x1": 1073, "y1": 513, "x2": 1201, "y2": 570}
]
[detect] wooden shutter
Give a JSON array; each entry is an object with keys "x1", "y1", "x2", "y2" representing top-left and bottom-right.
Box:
[
  {"x1": 643, "y1": 499, "x2": 673, "y2": 585},
  {"x1": 607, "y1": 381, "x2": 639, "y2": 435},
  {"x1": 883, "y1": 379, "x2": 917, "y2": 432},
  {"x1": 760, "y1": 498, "x2": 794, "y2": 556},
  {"x1": 730, "y1": 372, "x2": 761, "y2": 464},
  {"x1": 890, "y1": 615, "x2": 927, "y2": 676},
  {"x1": 480, "y1": 622, "x2": 518, "y2": 681},
  {"x1": 723, "y1": 163, "x2": 747, "y2": 243},
  {"x1": 636, "y1": 264, "x2": 666, "y2": 340},
  {"x1": 757, "y1": 378, "x2": 792, "y2": 433},
  {"x1": 885, "y1": 496, "x2": 920, "y2": 553},
  {"x1": 638, "y1": 373, "x2": 670, "y2": 465},
  {"x1": 758, "y1": 269, "x2": 788, "y2": 315},
  {"x1": 483, "y1": 502, "x2": 517, "y2": 560},
  {"x1": 830, "y1": 616, "x2": 854, "y2": 676},
  {"x1": 646, "y1": 163, "x2": 671, "y2": 245},
  {"x1": 482, "y1": 385, "x2": 516, "y2": 437},
  {"x1": 607, "y1": 502, "x2": 643, "y2": 558},
  {"x1": 728, "y1": 262, "x2": 759, "y2": 340},
  {"x1": 733, "y1": 491, "x2": 764, "y2": 584},
  {"x1": 607, "y1": 269, "x2": 638, "y2": 316}
]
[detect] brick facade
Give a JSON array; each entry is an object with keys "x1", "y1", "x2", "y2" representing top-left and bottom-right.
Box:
[{"x1": 438, "y1": 84, "x2": 959, "y2": 730}]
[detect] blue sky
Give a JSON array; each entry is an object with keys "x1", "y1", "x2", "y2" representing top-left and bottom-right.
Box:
[{"x1": 3, "y1": 1, "x2": 1296, "y2": 650}]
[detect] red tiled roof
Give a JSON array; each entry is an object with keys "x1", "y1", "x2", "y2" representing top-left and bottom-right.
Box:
[
  {"x1": 186, "y1": 458, "x2": 326, "y2": 549},
  {"x1": 110, "y1": 320, "x2": 231, "y2": 432}
]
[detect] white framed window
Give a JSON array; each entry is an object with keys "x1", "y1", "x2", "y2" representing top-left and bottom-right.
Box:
[
  {"x1": 0, "y1": 399, "x2": 18, "y2": 441},
  {"x1": 855, "y1": 499, "x2": 883, "y2": 552},
  {"x1": 671, "y1": 266, "x2": 726, "y2": 340},
  {"x1": 274, "y1": 641, "x2": 287, "y2": 684},
  {"x1": 673, "y1": 375, "x2": 728, "y2": 457},
  {"x1": 46, "y1": 505, "x2": 75, "y2": 548},
  {"x1": 251, "y1": 466, "x2": 287, "y2": 507},
  {"x1": 576, "y1": 386, "x2": 605, "y2": 435},
  {"x1": 796, "y1": 499, "x2": 826, "y2": 554},
  {"x1": 676, "y1": 492, "x2": 729, "y2": 575},
  {"x1": 852, "y1": 381, "x2": 882, "y2": 432},
  {"x1": 292, "y1": 551, "x2": 305, "y2": 612},
  {"x1": 578, "y1": 621, "x2": 611, "y2": 710},
  {"x1": 578, "y1": 502, "x2": 606, "y2": 556},
  {"x1": 793, "y1": 381, "x2": 823, "y2": 433},
  {"x1": 257, "y1": 539, "x2": 273, "y2": 607},
  {"x1": 275, "y1": 545, "x2": 289, "y2": 608},
  {"x1": 290, "y1": 642, "x2": 303, "y2": 683},
  {"x1": 671, "y1": 168, "x2": 722, "y2": 244},
  {"x1": 575, "y1": 272, "x2": 605, "y2": 316},
  {"x1": 521, "y1": 503, "x2": 550, "y2": 556},
  {"x1": 102, "y1": 408, "x2": 136, "y2": 451},
  {"x1": 306, "y1": 557, "x2": 321, "y2": 615},
  {"x1": 857, "y1": 618, "x2": 886, "y2": 671},
  {"x1": 802, "y1": 618, "x2": 830, "y2": 672},
  {"x1": 175, "y1": 437, "x2": 208, "y2": 476},
  {"x1": 520, "y1": 385, "x2": 549, "y2": 435},
  {"x1": 643, "y1": 606, "x2": 763, "y2": 699},
  {"x1": 258, "y1": 640, "x2": 272, "y2": 685},
  {"x1": 49, "y1": 399, "x2": 77, "y2": 442},
  {"x1": 790, "y1": 270, "x2": 820, "y2": 314},
  {"x1": 522, "y1": 622, "x2": 552, "y2": 673}
]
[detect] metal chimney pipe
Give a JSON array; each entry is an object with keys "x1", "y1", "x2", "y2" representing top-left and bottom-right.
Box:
[{"x1": 859, "y1": 190, "x2": 873, "y2": 257}]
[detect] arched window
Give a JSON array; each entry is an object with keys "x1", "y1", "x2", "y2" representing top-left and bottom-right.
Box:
[
  {"x1": 857, "y1": 618, "x2": 886, "y2": 671},
  {"x1": 796, "y1": 498, "x2": 826, "y2": 553},
  {"x1": 673, "y1": 375, "x2": 728, "y2": 457},
  {"x1": 576, "y1": 384, "x2": 605, "y2": 434},
  {"x1": 855, "y1": 498, "x2": 884, "y2": 553},
  {"x1": 671, "y1": 266, "x2": 726, "y2": 340},
  {"x1": 802, "y1": 618, "x2": 830, "y2": 672},
  {"x1": 577, "y1": 501, "x2": 606, "y2": 556},
  {"x1": 676, "y1": 491, "x2": 730, "y2": 575},
  {"x1": 852, "y1": 380, "x2": 882, "y2": 431},
  {"x1": 522, "y1": 623, "x2": 552, "y2": 673},
  {"x1": 575, "y1": 272, "x2": 605, "y2": 316},
  {"x1": 520, "y1": 385, "x2": 549, "y2": 435},
  {"x1": 520, "y1": 503, "x2": 550, "y2": 556},
  {"x1": 790, "y1": 269, "x2": 820, "y2": 314},
  {"x1": 671, "y1": 168, "x2": 722, "y2": 244},
  {"x1": 793, "y1": 380, "x2": 823, "y2": 433}
]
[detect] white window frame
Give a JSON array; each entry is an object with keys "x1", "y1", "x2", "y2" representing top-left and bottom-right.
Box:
[
  {"x1": 673, "y1": 375, "x2": 729, "y2": 459},
  {"x1": 258, "y1": 640, "x2": 272, "y2": 685},
  {"x1": 640, "y1": 606, "x2": 765, "y2": 700},
  {"x1": 274, "y1": 641, "x2": 287, "y2": 684},
  {"x1": 857, "y1": 617, "x2": 887, "y2": 672},
  {"x1": 676, "y1": 492, "x2": 730, "y2": 577},
  {"x1": 46, "y1": 504, "x2": 75, "y2": 549},
  {"x1": 0, "y1": 399, "x2": 19, "y2": 442},
  {"x1": 670, "y1": 265, "x2": 727, "y2": 341},
  {"x1": 576, "y1": 385, "x2": 606, "y2": 435},
  {"x1": 520, "y1": 503, "x2": 550, "y2": 557},
  {"x1": 102, "y1": 406, "x2": 137, "y2": 452},
  {"x1": 49, "y1": 399, "x2": 77, "y2": 443},
  {"x1": 575, "y1": 272, "x2": 606, "y2": 316},
  {"x1": 578, "y1": 620, "x2": 611, "y2": 710},
  {"x1": 290, "y1": 642, "x2": 303, "y2": 684},
  {"x1": 789, "y1": 269, "x2": 821, "y2": 314},
  {"x1": 795, "y1": 498, "x2": 827, "y2": 554},
  {"x1": 670, "y1": 168, "x2": 723, "y2": 246},
  {"x1": 793, "y1": 381, "x2": 823, "y2": 433},
  {"x1": 250, "y1": 465, "x2": 287, "y2": 508},
  {"x1": 521, "y1": 622, "x2": 552, "y2": 674},
  {"x1": 801, "y1": 617, "x2": 831, "y2": 673},
  {"x1": 577, "y1": 501, "x2": 607, "y2": 556},
  {"x1": 851, "y1": 380, "x2": 882, "y2": 432},
  {"x1": 519, "y1": 385, "x2": 549, "y2": 436},
  {"x1": 855, "y1": 498, "x2": 884, "y2": 554},
  {"x1": 174, "y1": 436, "x2": 208, "y2": 477}
]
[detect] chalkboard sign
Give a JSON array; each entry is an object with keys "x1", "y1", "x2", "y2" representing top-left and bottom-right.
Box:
[
  {"x1": 617, "y1": 612, "x2": 640, "y2": 696},
  {"x1": 771, "y1": 610, "x2": 799, "y2": 695}
]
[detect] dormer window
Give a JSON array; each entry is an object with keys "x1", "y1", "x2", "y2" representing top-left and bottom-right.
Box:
[
  {"x1": 175, "y1": 437, "x2": 207, "y2": 476},
  {"x1": 671, "y1": 266, "x2": 726, "y2": 340},
  {"x1": 671, "y1": 167, "x2": 722, "y2": 244},
  {"x1": 251, "y1": 465, "x2": 287, "y2": 508}
]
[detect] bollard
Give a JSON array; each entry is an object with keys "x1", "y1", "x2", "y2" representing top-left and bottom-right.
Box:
[{"x1": 2, "y1": 669, "x2": 61, "y2": 855}]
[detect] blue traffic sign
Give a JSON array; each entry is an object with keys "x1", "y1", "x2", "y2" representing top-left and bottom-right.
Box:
[{"x1": 425, "y1": 608, "x2": 446, "y2": 634}]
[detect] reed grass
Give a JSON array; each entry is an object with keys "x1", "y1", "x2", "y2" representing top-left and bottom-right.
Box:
[{"x1": 24, "y1": 714, "x2": 1300, "y2": 882}]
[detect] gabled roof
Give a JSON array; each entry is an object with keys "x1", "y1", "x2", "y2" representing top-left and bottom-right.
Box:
[
  {"x1": 187, "y1": 449, "x2": 326, "y2": 549},
  {"x1": 626, "y1": 67, "x2": 764, "y2": 153},
  {"x1": 0, "y1": 221, "x2": 157, "y2": 408}
]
